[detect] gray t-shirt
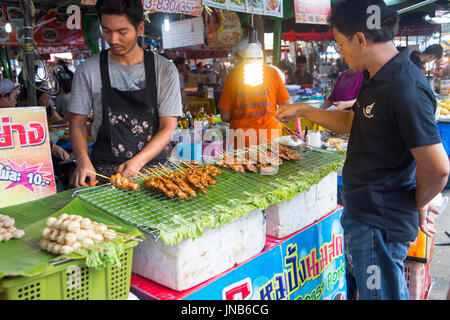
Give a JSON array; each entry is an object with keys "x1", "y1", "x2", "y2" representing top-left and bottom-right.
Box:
[{"x1": 68, "y1": 52, "x2": 182, "y2": 142}]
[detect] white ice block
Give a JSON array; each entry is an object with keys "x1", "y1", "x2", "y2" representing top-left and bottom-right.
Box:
[
  {"x1": 266, "y1": 171, "x2": 337, "y2": 238},
  {"x1": 132, "y1": 209, "x2": 265, "y2": 291}
]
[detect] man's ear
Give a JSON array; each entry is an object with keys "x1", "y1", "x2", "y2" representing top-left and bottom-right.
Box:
[
  {"x1": 354, "y1": 32, "x2": 367, "y2": 49},
  {"x1": 137, "y1": 21, "x2": 144, "y2": 37}
]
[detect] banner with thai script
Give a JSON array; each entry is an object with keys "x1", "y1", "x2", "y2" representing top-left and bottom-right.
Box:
[
  {"x1": 203, "y1": 0, "x2": 283, "y2": 18},
  {"x1": 184, "y1": 208, "x2": 346, "y2": 300},
  {"x1": 294, "y1": 0, "x2": 331, "y2": 25},
  {"x1": 0, "y1": 5, "x2": 85, "y2": 46},
  {"x1": 143, "y1": 0, "x2": 203, "y2": 16},
  {"x1": 0, "y1": 107, "x2": 56, "y2": 208}
]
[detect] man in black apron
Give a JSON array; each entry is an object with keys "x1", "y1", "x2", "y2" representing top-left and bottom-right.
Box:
[{"x1": 69, "y1": 0, "x2": 180, "y2": 187}]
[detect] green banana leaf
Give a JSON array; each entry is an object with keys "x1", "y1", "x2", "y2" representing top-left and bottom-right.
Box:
[
  {"x1": 76, "y1": 149, "x2": 345, "y2": 246},
  {"x1": 0, "y1": 192, "x2": 142, "y2": 280}
]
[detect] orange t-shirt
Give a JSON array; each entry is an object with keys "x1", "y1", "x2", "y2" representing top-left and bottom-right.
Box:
[{"x1": 218, "y1": 65, "x2": 290, "y2": 145}]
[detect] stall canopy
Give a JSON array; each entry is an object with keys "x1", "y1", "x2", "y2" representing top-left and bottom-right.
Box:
[{"x1": 272, "y1": 0, "x2": 448, "y2": 43}]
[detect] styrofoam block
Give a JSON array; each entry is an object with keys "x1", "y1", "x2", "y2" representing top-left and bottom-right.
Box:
[
  {"x1": 234, "y1": 208, "x2": 266, "y2": 264},
  {"x1": 266, "y1": 172, "x2": 337, "y2": 239},
  {"x1": 132, "y1": 209, "x2": 265, "y2": 291}
]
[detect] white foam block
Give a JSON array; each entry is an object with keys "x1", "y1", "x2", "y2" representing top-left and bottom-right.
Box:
[
  {"x1": 132, "y1": 209, "x2": 265, "y2": 291},
  {"x1": 266, "y1": 171, "x2": 337, "y2": 238}
]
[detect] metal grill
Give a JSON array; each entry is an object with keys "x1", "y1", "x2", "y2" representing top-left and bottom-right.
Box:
[
  {"x1": 229, "y1": 146, "x2": 346, "y2": 186},
  {"x1": 73, "y1": 168, "x2": 276, "y2": 241},
  {"x1": 73, "y1": 147, "x2": 345, "y2": 242}
]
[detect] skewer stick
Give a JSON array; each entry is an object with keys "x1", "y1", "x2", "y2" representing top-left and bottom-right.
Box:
[
  {"x1": 152, "y1": 166, "x2": 169, "y2": 177},
  {"x1": 143, "y1": 167, "x2": 160, "y2": 178},
  {"x1": 90, "y1": 244, "x2": 109, "y2": 252},
  {"x1": 101, "y1": 224, "x2": 121, "y2": 230},
  {"x1": 74, "y1": 250, "x2": 101, "y2": 262},
  {"x1": 179, "y1": 160, "x2": 195, "y2": 169},
  {"x1": 132, "y1": 171, "x2": 149, "y2": 180},
  {"x1": 114, "y1": 231, "x2": 143, "y2": 241},
  {"x1": 168, "y1": 160, "x2": 187, "y2": 175},
  {"x1": 87, "y1": 170, "x2": 110, "y2": 180},
  {"x1": 158, "y1": 164, "x2": 175, "y2": 175}
]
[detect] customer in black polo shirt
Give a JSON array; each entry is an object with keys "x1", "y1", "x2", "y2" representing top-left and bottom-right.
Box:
[{"x1": 276, "y1": 0, "x2": 449, "y2": 300}]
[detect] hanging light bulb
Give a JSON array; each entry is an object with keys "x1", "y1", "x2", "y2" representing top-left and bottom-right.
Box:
[
  {"x1": 242, "y1": 28, "x2": 264, "y2": 86},
  {"x1": 5, "y1": 23, "x2": 12, "y2": 33}
]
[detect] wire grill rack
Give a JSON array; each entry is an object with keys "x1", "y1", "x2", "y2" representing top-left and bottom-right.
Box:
[
  {"x1": 73, "y1": 147, "x2": 345, "y2": 242},
  {"x1": 230, "y1": 146, "x2": 346, "y2": 187},
  {"x1": 73, "y1": 167, "x2": 277, "y2": 241}
]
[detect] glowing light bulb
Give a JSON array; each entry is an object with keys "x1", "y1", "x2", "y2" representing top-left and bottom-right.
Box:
[
  {"x1": 244, "y1": 61, "x2": 263, "y2": 86},
  {"x1": 164, "y1": 17, "x2": 170, "y2": 32},
  {"x1": 5, "y1": 23, "x2": 12, "y2": 33}
]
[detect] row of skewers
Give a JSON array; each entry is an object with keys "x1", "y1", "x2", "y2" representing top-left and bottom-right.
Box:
[
  {"x1": 40, "y1": 213, "x2": 141, "y2": 260},
  {"x1": 89, "y1": 161, "x2": 223, "y2": 201},
  {"x1": 142, "y1": 163, "x2": 222, "y2": 200},
  {"x1": 214, "y1": 144, "x2": 301, "y2": 174}
]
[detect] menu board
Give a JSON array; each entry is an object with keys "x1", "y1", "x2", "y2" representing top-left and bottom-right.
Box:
[
  {"x1": 0, "y1": 5, "x2": 85, "y2": 46},
  {"x1": 205, "y1": 8, "x2": 242, "y2": 49},
  {"x1": 142, "y1": 0, "x2": 203, "y2": 16},
  {"x1": 203, "y1": 0, "x2": 283, "y2": 18},
  {"x1": 294, "y1": 0, "x2": 331, "y2": 25},
  {"x1": 0, "y1": 107, "x2": 56, "y2": 208}
]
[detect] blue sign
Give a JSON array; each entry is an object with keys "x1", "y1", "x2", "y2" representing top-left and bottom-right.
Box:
[{"x1": 185, "y1": 208, "x2": 346, "y2": 300}]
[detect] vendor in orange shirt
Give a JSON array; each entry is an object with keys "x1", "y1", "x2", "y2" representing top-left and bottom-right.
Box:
[{"x1": 218, "y1": 37, "x2": 291, "y2": 148}]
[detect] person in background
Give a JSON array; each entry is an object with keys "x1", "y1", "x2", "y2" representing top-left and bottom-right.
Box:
[
  {"x1": 55, "y1": 77, "x2": 72, "y2": 119},
  {"x1": 276, "y1": 60, "x2": 293, "y2": 85},
  {"x1": 410, "y1": 44, "x2": 444, "y2": 71},
  {"x1": 17, "y1": 88, "x2": 66, "y2": 124},
  {"x1": 219, "y1": 38, "x2": 292, "y2": 146},
  {"x1": 276, "y1": 0, "x2": 449, "y2": 300},
  {"x1": 289, "y1": 55, "x2": 314, "y2": 86},
  {"x1": 320, "y1": 68, "x2": 363, "y2": 110},
  {"x1": 0, "y1": 79, "x2": 20, "y2": 108},
  {"x1": 11, "y1": 85, "x2": 69, "y2": 160},
  {"x1": 57, "y1": 59, "x2": 74, "y2": 80},
  {"x1": 173, "y1": 57, "x2": 188, "y2": 111}
]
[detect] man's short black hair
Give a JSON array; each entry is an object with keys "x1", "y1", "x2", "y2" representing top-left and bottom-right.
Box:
[
  {"x1": 296, "y1": 56, "x2": 307, "y2": 65},
  {"x1": 173, "y1": 57, "x2": 186, "y2": 68},
  {"x1": 95, "y1": 0, "x2": 143, "y2": 30},
  {"x1": 423, "y1": 44, "x2": 444, "y2": 60},
  {"x1": 329, "y1": 0, "x2": 399, "y2": 43}
]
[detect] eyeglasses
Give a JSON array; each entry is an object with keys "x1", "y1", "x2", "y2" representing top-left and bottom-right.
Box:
[{"x1": 334, "y1": 40, "x2": 345, "y2": 54}]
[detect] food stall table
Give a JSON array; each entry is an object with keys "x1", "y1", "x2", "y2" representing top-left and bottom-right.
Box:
[{"x1": 130, "y1": 207, "x2": 346, "y2": 300}]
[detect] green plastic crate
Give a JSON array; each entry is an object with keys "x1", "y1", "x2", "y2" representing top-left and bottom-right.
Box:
[{"x1": 0, "y1": 247, "x2": 133, "y2": 300}]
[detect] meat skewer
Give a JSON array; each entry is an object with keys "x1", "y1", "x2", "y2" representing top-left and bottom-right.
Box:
[{"x1": 0, "y1": 214, "x2": 25, "y2": 242}]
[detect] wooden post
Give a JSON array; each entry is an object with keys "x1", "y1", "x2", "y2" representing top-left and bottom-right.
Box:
[{"x1": 21, "y1": 0, "x2": 36, "y2": 106}]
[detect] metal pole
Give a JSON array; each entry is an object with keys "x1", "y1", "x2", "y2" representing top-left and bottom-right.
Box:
[
  {"x1": 21, "y1": 0, "x2": 36, "y2": 106},
  {"x1": 397, "y1": 0, "x2": 438, "y2": 14}
]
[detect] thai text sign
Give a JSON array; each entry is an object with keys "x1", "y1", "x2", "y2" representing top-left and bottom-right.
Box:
[{"x1": 0, "y1": 107, "x2": 56, "y2": 208}]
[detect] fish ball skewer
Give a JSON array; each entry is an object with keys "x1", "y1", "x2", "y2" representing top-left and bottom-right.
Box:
[{"x1": 46, "y1": 217, "x2": 57, "y2": 228}]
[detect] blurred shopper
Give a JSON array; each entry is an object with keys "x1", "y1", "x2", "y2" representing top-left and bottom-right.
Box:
[{"x1": 0, "y1": 79, "x2": 20, "y2": 108}]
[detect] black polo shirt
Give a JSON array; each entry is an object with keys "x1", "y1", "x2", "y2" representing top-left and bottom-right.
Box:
[
  {"x1": 410, "y1": 51, "x2": 424, "y2": 70},
  {"x1": 342, "y1": 48, "x2": 441, "y2": 242}
]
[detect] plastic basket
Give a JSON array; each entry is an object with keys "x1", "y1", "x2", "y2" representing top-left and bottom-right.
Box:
[
  {"x1": 0, "y1": 247, "x2": 133, "y2": 300},
  {"x1": 404, "y1": 260, "x2": 432, "y2": 300}
]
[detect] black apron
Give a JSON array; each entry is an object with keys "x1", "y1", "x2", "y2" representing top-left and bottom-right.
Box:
[{"x1": 91, "y1": 49, "x2": 166, "y2": 177}]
